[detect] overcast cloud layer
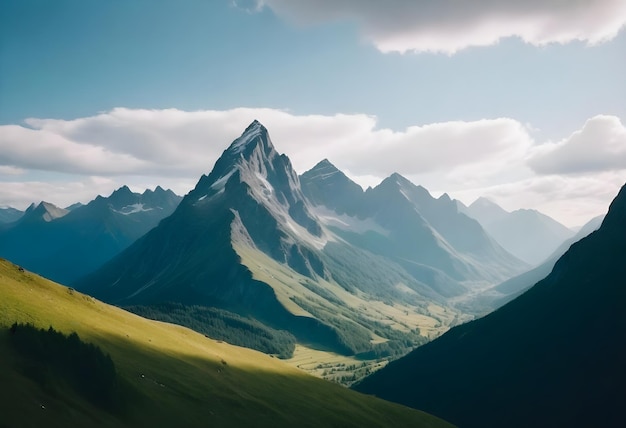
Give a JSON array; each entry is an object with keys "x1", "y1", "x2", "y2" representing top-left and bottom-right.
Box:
[
  {"x1": 253, "y1": 0, "x2": 626, "y2": 53},
  {"x1": 1, "y1": 108, "x2": 625, "y2": 227}
]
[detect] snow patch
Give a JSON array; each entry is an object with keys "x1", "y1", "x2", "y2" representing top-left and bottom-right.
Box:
[
  {"x1": 194, "y1": 188, "x2": 225, "y2": 205},
  {"x1": 285, "y1": 218, "x2": 328, "y2": 250},
  {"x1": 308, "y1": 170, "x2": 339, "y2": 181},
  {"x1": 114, "y1": 203, "x2": 154, "y2": 215},
  {"x1": 229, "y1": 121, "x2": 263, "y2": 154},
  {"x1": 311, "y1": 205, "x2": 389, "y2": 236},
  {"x1": 211, "y1": 169, "x2": 236, "y2": 191}
]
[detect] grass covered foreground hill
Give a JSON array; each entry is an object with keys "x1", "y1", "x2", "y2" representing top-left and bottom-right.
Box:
[{"x1": 0, "y1": 259, "x2": 453, "y2": 428}]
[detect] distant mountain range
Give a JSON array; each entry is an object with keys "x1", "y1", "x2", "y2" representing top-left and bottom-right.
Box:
[
  {"x1": 0, "y1": 207, "x2": 24, "y2": 224},
  {"x1": 0, "y1": 186, "x2": 181, "y2": 284},
  {"x1": 75, "y1": 121, "x2": 528, "y2": 359},
  {"x1": 492, "y1": 214, "x2": 604, "y2": 306},
  {"x1": 459, "y1": 197, "x2": 574, "y2": 266},
  {"x1": 302, "y1": 160, "x2": 525, "y2": 298},
  {"x1": 354, "y1": 186, "x2": 626, "y2": 427}
]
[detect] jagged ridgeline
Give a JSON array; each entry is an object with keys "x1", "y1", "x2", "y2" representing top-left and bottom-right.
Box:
[
  {"x1": 75, "y1": 120, "x2": 526, "y2": 358},
  {"x1": 0, "y1": 186, "x2": 181, "y2": 284}
]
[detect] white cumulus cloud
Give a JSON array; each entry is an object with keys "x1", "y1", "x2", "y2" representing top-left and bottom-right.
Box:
[
  {"x1": 254, "y1": 0, "x2": 626, "y2": 53},
  {"x1": 0, "y1": 108, "x2": 532, "y2": 182},
  {"x1": 528, "y1": 115, "x2": 626, "y2": 175}
]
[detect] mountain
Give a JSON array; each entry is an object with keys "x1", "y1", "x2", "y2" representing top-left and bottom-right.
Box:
[
  {"x1": 0, "y1": 186, "x2": 181, "y2": 284},
  {"x1": 22, "y1": 201, "x2": 69, "y2": 223},
  {"x1": 302, "y1": 161, "x2": 526, "y2": 300},
  {"x1": 78, "y1": 121, "x2": 505, "y2": 360},
  {"x1": 76, "y1": 122, "x2": 530, "y2": 365},
  {"x1": 458, "y1": 196, "x2": 507, "y2": 225},
  {"x1": 354, "y1": 187, "x2": 626, "y2": 428},
  {"x1": 0, "y1": 259, "x2": 453, "y2": 428},
  {"x1": 300, "y1": 159, "x2": 365, "y2": 216},
  {"x1": 463, "y1": 197, "x2": 574, "y2": 265},
  {"x1": 0, "y1": 207, "x2": 24, "y2": 224},
  {"x1": 493, "y1": 214, "x2": 605, "y2": 305}
]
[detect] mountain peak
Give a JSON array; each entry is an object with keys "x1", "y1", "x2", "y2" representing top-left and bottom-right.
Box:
[
  {"x1": 470, "y1": 196, "x2": 500, "y2": 209},
  {"x1": 301, "y1": 159, "x2": 364, "y2": 215},
  {"x1": 314, "y1": 158, "x2": 335, "y2": 169},
  {"x1": 111, "y1": 185, "x2": 133, "y2": 196},
  {"x1": 227, "y1": 120, "x2": 269, "y2": 155},
  {"x1": 438, "y1": 193, "x2": 452, "y2": 202},
  {"x1": 23, "y1": 201, "x2": 69, "y2": 222},
  {"x1": 305, "y1": 159, "x2": 342, "y2": 179},
  {"x1": 104, "y1": 185, "x2": 141, "y2": 211}
]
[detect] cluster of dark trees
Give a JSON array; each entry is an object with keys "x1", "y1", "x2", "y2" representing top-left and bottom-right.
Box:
[
  {"x1": 8, "y1": 323, "x2": 121, "y2": 411},
  {"x1": 125, "y1": 303, "x2": 297, "y2": 358}
]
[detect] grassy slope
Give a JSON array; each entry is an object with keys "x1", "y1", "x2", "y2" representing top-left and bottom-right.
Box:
[
  {"x1": 0, "y1": 259, "x2": 453, "y2": 428},
  {"x1": 235, "y1": 243, "x2": 462, "y2": 339}
]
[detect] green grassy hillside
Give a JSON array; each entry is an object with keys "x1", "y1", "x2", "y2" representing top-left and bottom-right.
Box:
[{"x1": 0, "y1": 259, "x2": 453, "y2": 428}]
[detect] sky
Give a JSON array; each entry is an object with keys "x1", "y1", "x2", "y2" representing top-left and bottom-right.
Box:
[{"x1": 1, "y1": 0, "x2": 625, "y2": 228}]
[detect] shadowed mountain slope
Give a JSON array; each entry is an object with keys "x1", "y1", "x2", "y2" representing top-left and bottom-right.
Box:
[
  {"x1": 493, "y1": 214, "x2": 605, "y2": 305},
  {"x1": 354, "y1": 185, "x2": 626, "y2": 428},
  {"x1": 0, "y1": 207, "x2": 23, "y2": 224},
  {"x1": 0, "y1": 187, "x2": 181, "y2": 284}
]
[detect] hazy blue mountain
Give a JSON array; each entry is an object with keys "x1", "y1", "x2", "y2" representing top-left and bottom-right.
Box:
[
  {"x1": 22, "y1": 201, "x2": 69, "y2": 223},
  {"x1": 463, "y1": 197, "x2": 574, "y2": 266},
  {"x1": 0, "y1": 207, "x2": 24, "y2": 224},
  {"x1": 458, "y1": 196, "x2": 507, "y2": 225},
  {"x1": 302, "y1": 161, "x2": 527, "y2": 300},
  {"x1": 76, "y1": 121, "x2": 487, "y2": 358},
  {"x1": 0, "y1": 186, "x2": 181, "y2": 284},
  {"x1": 354, "y1": 188, "x2": 626, "y2": 428},
  {"x1": 300, "y1": 159, "x2": 365, "y2": 217},
  {"x1": 493, "y1": 214, "x2": 605, "y2": 305}
]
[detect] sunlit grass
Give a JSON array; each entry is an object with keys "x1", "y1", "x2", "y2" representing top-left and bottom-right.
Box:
[{"x1": 0, "y1": 259, "x2": 454, "y2": 427}]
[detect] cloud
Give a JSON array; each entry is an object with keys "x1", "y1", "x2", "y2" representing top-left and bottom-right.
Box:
[
  {"x1": 528, "y1": 115, "x2": 626, "y2": 175},
  {"x1": 0, "y1": 166, "x2": 25, "y2": 175},
  {"x1": 453, "y1": 170, "x2": 626, "y2": 228},
  {"x1": 0, "y1": 108, "x2": 532, "y2": 182},
  {"x1": 254, "y1": 0, "x2": 626, "y2": 53},
  {"x1": 0, "y1": 177, "x2": 118, "y2": 211},
  {"x1": 0, "y1": 123, "x2": 150, "y2": 176},
  {"x1": 0, "y1": 107, "x2": 623, "y2": 226}
]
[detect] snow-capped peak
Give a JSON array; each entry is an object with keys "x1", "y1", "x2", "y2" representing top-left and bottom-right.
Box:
[{"x1": 228, "y1": 120, "x2": 267, "y2": 154}]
